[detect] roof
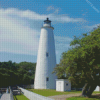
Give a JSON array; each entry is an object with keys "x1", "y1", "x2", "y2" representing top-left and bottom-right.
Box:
[{"x1": 44, "y1": 18, "x2": 51, "y2": 23}]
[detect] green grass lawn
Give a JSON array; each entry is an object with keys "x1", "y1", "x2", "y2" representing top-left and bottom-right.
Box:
[
  {"x1": 93, "y1": 91, "x2": 100, "y2": 94},
  {"x1": 13, "y1": 94, "x2": 29, "y2": 100},
  {"x1": 27, "y1": 89, "x2": 100, "y2": 99},
  {"x1": 27, "y1": 89, "x2": 82, "y2": 97}
]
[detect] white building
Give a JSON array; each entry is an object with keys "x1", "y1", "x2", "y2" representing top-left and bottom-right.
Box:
[
  {"x1": 34, "y1": 18, "x2": 57, "y2": 89},
  {"x1": 94, "y1": 86, "x2": 100, "y2": 91},
  {"x1": 56, "y1": 79, "x2": 71, "y2": 92}
]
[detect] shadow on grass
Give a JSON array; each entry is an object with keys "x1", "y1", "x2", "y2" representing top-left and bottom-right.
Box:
[
  {"x1": 67, "y1": 95, "x2": 100, "y2": 100},
  {"x1": 68, "y1": 94, "x2": 100, "y2": 100},
  {"x1": 91, "y1": 94, "x2": 100, "y2": 99},
  {"x1": 13, "y1": 94, "x2": 29, "y2": 100},
  {"x1": 13, "y1": 95, "x2": 18, "y2": 100}
]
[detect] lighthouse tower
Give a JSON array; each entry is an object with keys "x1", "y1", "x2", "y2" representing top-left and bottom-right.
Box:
[{"x1": 34, "y1": 18, "x2": 57, "y2": 89}]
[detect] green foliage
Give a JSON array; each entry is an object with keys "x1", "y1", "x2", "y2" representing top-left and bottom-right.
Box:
[
  {"x1": 0, "y1": 61, "x2": 36, "y2": 87},
  {"x1": 17, "y1": 62, "x2": 36, "y2": 85},
  {"x1": 53, "y1": 27, "x2": 100, "y2": 87}
]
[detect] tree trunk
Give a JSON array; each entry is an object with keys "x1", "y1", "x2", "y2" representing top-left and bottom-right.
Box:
[
  {"x1": 81, "y1": 83, "x2": 90, "y2": 97},
  {"x1": 81, "y1": 82, "x2": 97, "y2": 97},
  {"x1": 86, "y1": 83, "x2": 97, "y2": 97}
]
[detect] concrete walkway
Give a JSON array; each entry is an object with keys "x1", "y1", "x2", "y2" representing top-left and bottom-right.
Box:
[
  {"x1": 48, "y1": 93, "x2": 81, "y2": 100},
  {"x1": 0, "y1": 93, "x2": 10, "y2": 100}
]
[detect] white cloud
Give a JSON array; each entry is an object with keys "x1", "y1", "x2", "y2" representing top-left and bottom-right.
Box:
[
  {"x1": 0, "y1": 8, "x2": 40, "y2": 55},
  {"x1": 55, "y1": 36, "x2": 72, "y2": 54},
  {"x1": 0, "y1": 8, "x2": 86, "y2": 23},
  {"x1": 55, "y1": 36, "x2": 72, "y2": 44},
  {"x1": 84, "y1": 24, "x2": 100, "y2": 31},
  {"x1": 0, "y1": 8, "x2": 86, "y2": 56},
  {"x1": 49, "y1": 14, "x2": 86, "y2": 23},
  {"x1": 54, "y1": 36, "x2": 73, "y2": 63},
  {"x1": 47, "y1": 6, "x2": 59, "y2": 14},
  {"x1": 47, "y1": 6, "x2": 55, "y2": 11}
]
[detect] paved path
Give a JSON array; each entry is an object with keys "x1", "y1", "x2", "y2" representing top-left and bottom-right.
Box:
[
  {"x1": 0, "y1": 93, "x2": 10, "y2": 100},
  {"x1": 48, "y1": 93, "x2": 81, "y2": 100}
]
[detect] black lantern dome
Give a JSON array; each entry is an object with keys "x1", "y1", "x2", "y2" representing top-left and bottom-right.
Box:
[
  {"x1": 44, "y1": 18, "x2": 51, "y2": 23},
  {"x1": 42, "y1": 18, "x2": 54, "y2": 29},
  {"x1": 43, "y1": 18, "x2": 51, "y2": 26}
]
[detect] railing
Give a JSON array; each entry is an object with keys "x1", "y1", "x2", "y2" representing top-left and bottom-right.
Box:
[
  {"x1": 6, "y1": 88, "x2": 9, "y2": 93},
  {"x1": 18, "y1": 87, "x2": 54, "y2": 100},
  {"x1": 9, "y1": 86, "x2": 14, "y2": 100},
  {"x1": 0, "y1": 88, "x2": 7, "y2": 93}
]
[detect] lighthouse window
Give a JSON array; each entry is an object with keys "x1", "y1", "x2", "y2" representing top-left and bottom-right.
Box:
[
  {"x1": 46, "y1": 52, "x2": 49, "y2": 57},
  {"x1": 46, "y1": 77, "x2": 49, "y2": 81},
  {"x1": 66, "y1": 83, "x2": 68, "y2": 86}
]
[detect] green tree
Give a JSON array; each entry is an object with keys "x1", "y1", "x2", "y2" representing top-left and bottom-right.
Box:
[
  {"x1": 0, "y1": 61, "x2": 36, "y2": 87},
  {"x1": 53, "y1": 26, "x2": 100, "y2": 97},
  {"x1": 0, "y1": 61, "x2": 19, "y2": 87},
  {"x1": 17, "y1": 62, "x2": 36, "y2": 84}
]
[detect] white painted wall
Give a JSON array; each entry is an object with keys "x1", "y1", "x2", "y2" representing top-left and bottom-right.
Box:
[
  {"x1": 18, "y1": 87, "x2": 54, "y2": 100},
  {"x1": 34, "y1": 19, "x2": 57, "y2": 89},
  {"x1": 56, "y1": 79, "x2": 71, "y2": 92}
]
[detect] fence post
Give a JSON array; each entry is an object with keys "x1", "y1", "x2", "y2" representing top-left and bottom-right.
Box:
[{"x1": 9, "y1": 86, "x2": 14, "y2": 100}]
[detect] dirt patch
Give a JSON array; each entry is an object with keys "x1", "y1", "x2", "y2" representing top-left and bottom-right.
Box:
[
  {"x1": 48, "y1": 93, "x2": 100, "y2": 100},
  {"x1": 48, "y1": 93, "x2": 81, "y2": 100}
]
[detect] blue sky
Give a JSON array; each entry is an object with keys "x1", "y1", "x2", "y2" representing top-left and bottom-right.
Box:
[{"x1": 0, "y1": 0, "x2": 100, "y2": 64}]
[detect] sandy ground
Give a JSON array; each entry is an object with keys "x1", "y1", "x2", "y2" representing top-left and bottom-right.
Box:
[
  {"x1": 48, "y1": 93, "x2": 81, "y2": 100},
  {"x1": 48, "y1": 93, "x2": 100, "y2": 100}
]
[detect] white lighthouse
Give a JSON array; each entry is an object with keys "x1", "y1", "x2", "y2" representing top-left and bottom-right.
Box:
[{"x1": 34, "y1": 18, "x2": 57, "y2": 89}]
